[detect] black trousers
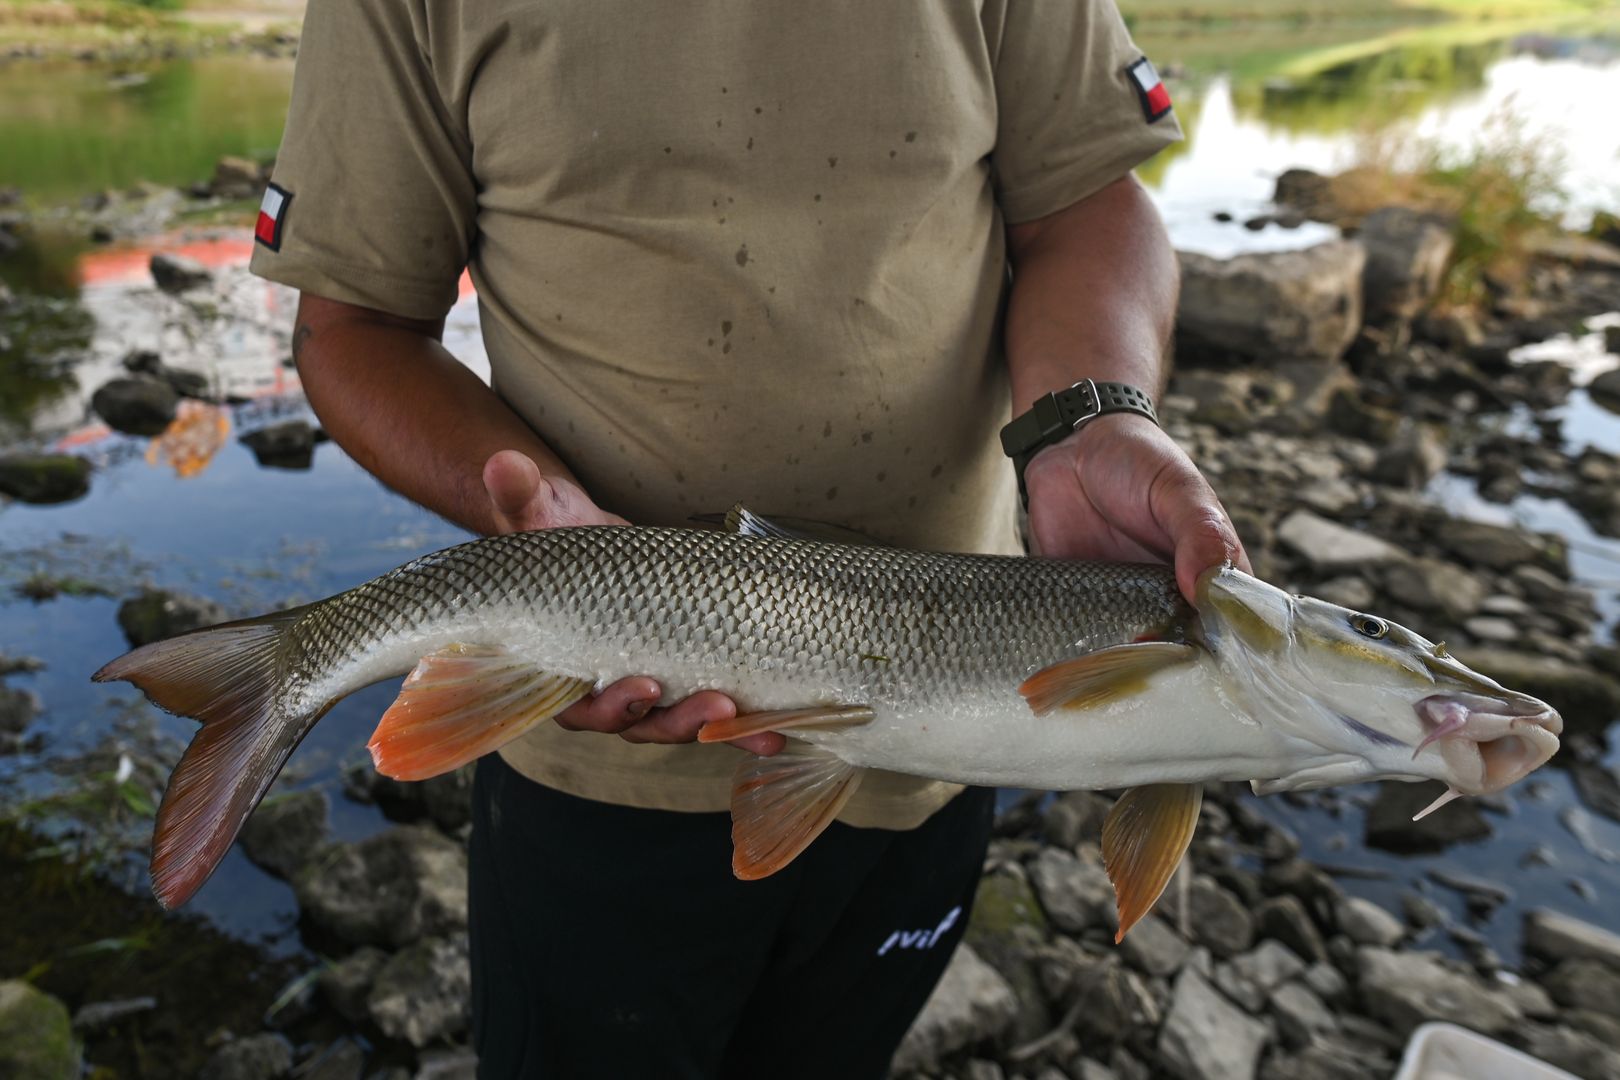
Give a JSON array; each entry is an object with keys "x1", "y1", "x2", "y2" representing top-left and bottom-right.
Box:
[{"x1": 468, "y1": 754, "x2": 994, "y2": 1079}]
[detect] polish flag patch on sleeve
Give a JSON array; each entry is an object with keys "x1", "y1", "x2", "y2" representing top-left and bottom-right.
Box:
[
  {"x1": 1126, "y1": 57, "x2": 1173, "y2": 124},
  {"x1": 255, "y1": 182, "x2": 292, "y2": 251}
]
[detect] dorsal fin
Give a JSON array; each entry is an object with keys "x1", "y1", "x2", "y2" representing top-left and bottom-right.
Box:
[{"x1": 692, "y1": 505, "x2": 891, "y2": 547}]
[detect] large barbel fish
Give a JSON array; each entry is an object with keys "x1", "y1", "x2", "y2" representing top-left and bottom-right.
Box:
[{"x1": 94, "y1": 509, "x2": 1562, "y2": 937}]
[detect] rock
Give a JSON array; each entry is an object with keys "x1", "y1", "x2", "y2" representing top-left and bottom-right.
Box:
[
  {"x1": 1573, "y1": 758, "x2": 1620, "y2": 821},
  {"x1": 1157, "y1": 968, "x2": 1269, "y2": 1080},
  {"x1": 1271, "y1": 982, "x2": 1336, "y2": 1047},
  {"x1": 1358, "y1": 207, "x2": 1454, "y2": 326},
  {"x1": 1118, "y1": 913, "x2": 1187, "y2": 978},
  {"x1": 1365, "y1": 781, "x2": 1491, "y2": 852},
  {"x1": 1042, "y1": 790, "x2": 1113, "y2": 850},
  {"x1": 1029, "y1": 847, "x2": 1113, "y2": 934},
  {"x1": 1434, "y1": 519, "x2": 1564, "y2": 574},
  {"x1": 318, "y1": 947, "x2": 388, "y2": 1024},
  {"x1": 116, "y1": 588, "x2": 227, "y2": 647},
  {"x1": 1273, "y1": 168, "x2": 1335, "y2": 218},
  {"x1": 1312, "y1": 576, "x2": 1375, "y2": 612},
  {"x1": 1464, "y1": 616, "x2": 1520, "y2": 643},
  {"x1": 1255, "y1": 896, "x2": 1328, "y2": 964},
  {"x1": 1335, "y1": 896, "x2": 1403, "y2": 947},
  {"x1": 212, "y1": 155, "x2": 264, "y2": 200},
  {"x1": 360, "y1": 765, "x2": 477, "y2": 833},
  {"x1": 892, "y1": 944, "x2": 1019, "y2": 1074},
  {"x1": 1073, "y1": 957, "x2": 1161, "y2": 1048},
  {"x1": 1379, "y1": 559, "x2": 1485, "y2": 621},
  {"x1": 1277, "y1": 510, "x2": 1406, "y2": 573},
  {"x1": 1170, "y1": 370, "x2": 1263, "y2": 434},
  {"x1": 367, "y1": 934, "x2": 471, "y2": 1047},
  {"x1": 0, "y1": 455, "x2": 91, "y2": 505},
  {"x1": 239, "y1": 789, "x2": 331, "y2": 880},
  {"x1": 0, "y1": 685, "x2": 41, "y2": 740},
  {"x1": 0, "y1": 980, "x2": 78, "y2": 1080},
  {"x1": 414, "y1": 1049, "x2": 478, "y2": 1080},
  {"x1": 295, "y1": 1040, "x2": 364, "y2": 1080},
  {"x1": 1454, "y1": 650, "x2": 1620, "y2": 735},
  {"x1": 149, "y1": 251, "x2": 212, "y2": 293},
  {"x1": 240, "y1": 420, "x2": 322, "y2": 470},
  {"x1": 1259, "y1": 1044, "x2": 1369, "y2": 1080},
  {"x1": 1214, "y1": 940, "x2": 1305, "y2": 1012},
  {"x1": 199, "y1": 1033, "x2": 293, "y2": 1080},
  {"x1": 1525, "y1": 909, "x2": 1620, "y2": 970},
  {"x1": 1326, "y1": 388, "x2": 1401, "y2": 444},
  {"x1": 71, "y1": 996, "x2": 156, "y2": 1031},
  {"x1": 1369, "y1": 424, "x2": 1447, "y2": 488},
  {"x1": 1304, "y1": 960, "x2": 1348, "y2": 1005},
  {"x1": 1158, "y1": 877, "x2": 1253, "y2": 958},
  {"x1": 91, "y1": 375, "x2": 178, "y2": 436},
  {"x1": 1520, "y1": 1022, "x2": 1620, "y2": 1080},
  {"x1": 1543, "y1": 958, "x2": 1620, "y2": 1017},
  {"x1": 1176, "y1": 241, "x2": 1366, "y2": 366},
  {"x1": 1356, "y1": 946, "x2": 1520, "y2": 1038},
  {"x1": 294, "y1": 825, "x2": 468, "y2": 948},
  {"x1": 1590, "y1": 367, "x2": 1620, "y2": 406}
]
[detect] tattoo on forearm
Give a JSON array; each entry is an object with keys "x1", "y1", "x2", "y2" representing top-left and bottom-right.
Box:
[{"x1": 291, "y1": 324, "x2": 313, "y2": 366}]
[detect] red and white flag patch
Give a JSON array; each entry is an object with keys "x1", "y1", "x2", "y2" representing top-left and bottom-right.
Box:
[
  {"x1": 255, "y1": 182, "x2": 291, "y2": 251},
  {"x1": 1126, "y1": 57, "x2": 1173, "y2": 123}
]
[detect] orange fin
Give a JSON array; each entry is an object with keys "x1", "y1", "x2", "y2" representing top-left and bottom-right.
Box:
[
  {"x1": 1102, "y1": 783, "x2": 1203, "y2": 943},
  {"x1": 698, "y1": 703, "x2": 875, "y2": 744},
  {"x1": 730, "y1": 745, "x2": 863, "y2": 880},
  {"x1": 1019, "y1": 643, "x2": 1197, "y2": 715},
  {"x1": 368, "y1": 644, "x2": 590, "y2": 781},
  {"x1": 92, "y1": 604, "x2": 318, "y2": 909}
]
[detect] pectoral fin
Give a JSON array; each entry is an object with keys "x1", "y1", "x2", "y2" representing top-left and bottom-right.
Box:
[
  {"x1": 698, "y1": 703, "x2": 876, "y2": 744},
  {"x1": 368, "y1": 644, "x2": 591, "y2": 781},
  {"x1": 1020, "y1": 643, "x2": 1198, "y2": 715},
  {"x1": 729, "y1": 745, "x2": 863, "y2": 880},
  {"x1": 1102, "y1": 783, "x2": 1203, "y2": 943}
]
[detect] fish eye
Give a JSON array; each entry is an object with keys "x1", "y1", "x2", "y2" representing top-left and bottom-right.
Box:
[{"x1": 1350, "y1": 614, "x2": 1389, "y2": 639}]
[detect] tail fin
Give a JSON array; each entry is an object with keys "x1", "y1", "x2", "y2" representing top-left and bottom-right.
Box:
[{"x1": 93, "y1": 605, "x2": 323, "y2": 909}]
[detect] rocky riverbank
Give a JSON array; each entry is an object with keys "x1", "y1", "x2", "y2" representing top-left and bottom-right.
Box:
[{"x1": 3, "y1": 160, "x2": 1620, "y2": 1077}]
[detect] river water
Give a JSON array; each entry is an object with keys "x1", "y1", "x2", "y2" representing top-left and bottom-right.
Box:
[{"x1": 2, "y1": 18, "x2": 1619, "y2": 970}]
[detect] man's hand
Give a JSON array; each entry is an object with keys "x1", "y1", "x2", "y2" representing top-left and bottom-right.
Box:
[
  {"x1": 482, "y1": 449, "x2": 783, "y2": 756},
  {"x1": 1023, "y1": 414, "x2": 1249, "y2": 604}
]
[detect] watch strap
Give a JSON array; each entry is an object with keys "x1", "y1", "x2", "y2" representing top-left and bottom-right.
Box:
[{"x1": 999, "y1": 379, "x2": 1159, "y2": 506}]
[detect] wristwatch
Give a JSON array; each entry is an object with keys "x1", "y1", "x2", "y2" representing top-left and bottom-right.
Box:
[{"x1": 999, "y1": 379, "x2": 1159, "y2": 506}]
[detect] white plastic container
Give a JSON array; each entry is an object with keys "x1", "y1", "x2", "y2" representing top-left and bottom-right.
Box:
[{"x1": 1394, "y1": 1022, "x2": 1579, "y2": 1080}]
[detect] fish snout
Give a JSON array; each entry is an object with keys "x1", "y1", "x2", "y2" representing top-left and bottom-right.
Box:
[{"x1": 1415, "y1": 692, "x2": 1562, "y2": 794}]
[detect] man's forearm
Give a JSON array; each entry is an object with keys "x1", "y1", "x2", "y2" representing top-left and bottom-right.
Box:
[
  {"x1": 1003, "y1": 175, "x2": 1178, "y2": 408},
  {"x1": 292, "y1": 294, "x2": 581, "y2": 537}
]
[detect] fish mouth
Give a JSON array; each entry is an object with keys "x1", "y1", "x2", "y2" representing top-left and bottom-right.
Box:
[{"x1": 1415, "y1": 692, "x2": 1562, "y2": 794}]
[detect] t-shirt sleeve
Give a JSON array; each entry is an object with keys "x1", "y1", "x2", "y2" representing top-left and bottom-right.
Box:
[
  {"x1": 987, "y1": 0, "x2": 1182, "y2": 224},
  {"x1": 248, "y1": 0, "x2": 475, "y2": 320}
]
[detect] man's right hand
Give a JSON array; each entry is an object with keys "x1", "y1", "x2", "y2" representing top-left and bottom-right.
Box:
[{"x1": 481, "y1": 449, "x2": 783, "y2": 757}]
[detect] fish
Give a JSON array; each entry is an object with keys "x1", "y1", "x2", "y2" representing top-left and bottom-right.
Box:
[{"x1": 93, "y1": 507, "x2": 1562, "y2": 938}]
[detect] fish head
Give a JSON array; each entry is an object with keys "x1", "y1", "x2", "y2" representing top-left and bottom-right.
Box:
[{"x1": 1196, "y1": 565, "x2": 1561, "y2": 797}]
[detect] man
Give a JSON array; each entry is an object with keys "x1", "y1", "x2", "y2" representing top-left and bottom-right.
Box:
[{"x1": 252, "y1": 2, "x2": 1247, "y2": 1076}]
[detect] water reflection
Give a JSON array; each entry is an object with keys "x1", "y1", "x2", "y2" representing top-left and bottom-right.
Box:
[{"x1": 145, "y1": 400, "x2": 230, "y2": 479}]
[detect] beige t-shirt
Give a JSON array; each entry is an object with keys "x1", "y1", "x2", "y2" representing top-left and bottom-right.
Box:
[{"x1": 251, "y1": 0, "x2": 1181, "y2": 829}]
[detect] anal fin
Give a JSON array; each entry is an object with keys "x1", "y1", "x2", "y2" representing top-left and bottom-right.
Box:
[
  {"x1": 730, "y1": 745, "x2": 863, "y2": 880},
  {"x1": 698, "y1": 703, "x2": 875, "y2": 744},
  {"x1": 1020, "y1": 643, "x2": 1197, "y2": 715},
  {"x1": 368, "y1": 644, "x2": 590, "y2": 781},
  {"x1": 1102, "y1": 783, "x2": 1203, "y2": 943}
]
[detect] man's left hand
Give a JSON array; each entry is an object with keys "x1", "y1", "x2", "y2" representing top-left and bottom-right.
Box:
[{"x1": 1023, "y1": 413, "x2": 1250, "y2": 604}]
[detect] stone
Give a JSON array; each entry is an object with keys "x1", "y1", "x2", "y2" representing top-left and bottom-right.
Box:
[
  {"x1": 1379, "y1": 558, "x2": 1486, "y2": 622},
  {"x1": 1334, "y1": 896, "x2": 1403, "y2": 947},
  {"x1": 1573, "y1": 758, "x2": 1620, "y2": 821},
  {"x1": 295, "y1": 1040, "x2": 364, "y2": 1080},
  {"x1": 1312, "y1": 576, "x2": 1375, "y2": 612},
  {"x1": 1434, "y1": 519, "x2": 1564, "y2": 574},
  {"x1": 90, "y1": 375, "x2": 178, "y2": 436},
  {"x1": 1369, "y1": 424, "x2": 1447, "y2": 488},
  {"x1": 116, "y1": 588, "x2": 227, "y2": 647},
  {"x1": 199, "y1": 1033, "x2": 293, "y2": 1080},
  {"x1": 0, "y1": 455, "x2": 91, "y2": 505},
  {"x1": 240, "y1": 420, "x2": 321, "y2": 470},
  {"x1": 1543, "y1": 958, "x2": 1620, "y2": 1018},
  {"x1": 414, "y1": 1049, "x2": 478, "y2": 1080},
  {"x1": 1157, "y1": 968, "x2": 1269, "y2": 1080},
  {"x1": 1158, "y1": 877, "x2": 1253, "y2": 958},
  {"x1": 1520, "y1": 1022, "x2": 1620, "y2": 1080},
  {"x1": 0, "y1": 685, "x2": 41, "y2": 740},
  {"x1": 1214, "y1": 940, "x2": 1305, "y2": 1012},
  {"x1": 71, "y1": 996, "x2": 156, "y2": 1031},
  {"x1": 1364, "y1": 781, "x2": 1491, "y2": 852},
  {"x1": 1029, "y1": 847, "x2": 1113, "y2": 934},
  {"x1": 1356, "y1": 946, "x2": 1520, "y2": 1038},
  {"x1": 1271, "y1": 982, "x2": 1336, "y2": 1047},
  {"x1": 1358, "y1": 207, "x2": 1454, "y2": 325},
  {"x1": 892, "y1": 944, "x2": 1019, "y2": 1074},
  {"x1": 1464, "y1": 616, "x2": 1519, "y2": 643},
  {"x1": 1327, "y1": 388, "x2": 1402, "y2": 444},
  {"x1": 1042, "y1": 790, "x2": 1113, "y2": 850},
  {"x1": 318, "y1": 947, "x2": 388, "y2": 1024},
  {"x1": 1176, "y1": 241, "x2": 1366, "y2": 366},
  {"x1": 1255, "y1": 895, "x2": 1328, "y2": 964},
  {"x1": 1171, "y1": 370, "x2": 1261, "y2": 434},
  {"x1": 1455, "y1": 650, "x2": 1620, "y2": 736},
  {"x1": 1303, "y1": 961, "x2": 1348, "y2": 1004},
  {"x1": 240, "y1": 789, "x2": 331, "y2": 881},
  {"x1": 0, "y1": 980, "x2": 78, "y2": 1080},
  {"x1": 1276, "y1": 510, "x2": 1406, "y2": 573},
  {"x1": 212, "y1": 155, "x2": 264, "y2": 199},
  {"x1": 1072, "y1": 957, "x2": 1161, "y2": 1048},
  {"x1": 367, "y1": 934, "x2": 472, "y2": 1047},
  {"x1": 1118, "y1": 913, "x2": 1187, "y2": 978},
  {"x1": 363, "y1": 765, "x2": 477, "y2": 833},
  {"x1": 294, "y1": 825, "x2": 468, "y2": 948},
  {"x1": 1273, "y1": 168, "x2": 1335, "y2": 218},
  {"x1": 149, "y1": 251, "x2": 212, "y2": 293},
  {"x1": 1525, "y1": 909, "x2": 1620, "y2": 971}
]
